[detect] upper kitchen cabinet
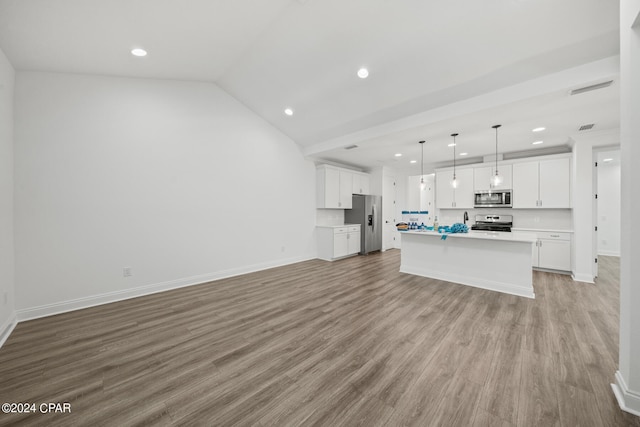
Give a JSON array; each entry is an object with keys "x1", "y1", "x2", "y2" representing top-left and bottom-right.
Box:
[
  {"x1": 352, "y1": 172, "x2": 371, "y2": 195},
  {"x1": 474, "y1": 164, "x2": 513, "y2": 192},
  {"x1": 512, "y1": 157, "x2": 571, "y2": 208},
  {"x1": 435, "y1": 168, "x2": 474, "y2": 209},
  {"x1": 316, "y1": 165, "x2": 353, "y2": 209}
]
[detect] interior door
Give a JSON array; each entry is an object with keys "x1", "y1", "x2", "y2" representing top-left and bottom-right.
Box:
[{"x1": 383, "y1": 175, "x2": 397, "y2": 250}]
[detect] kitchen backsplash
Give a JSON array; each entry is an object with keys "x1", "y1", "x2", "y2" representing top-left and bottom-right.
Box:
[
  {"x1": 316, "y1": 209, "x2": 345, "y2": 226},
  {"x1": 436, "y1": 208, "x2": 573, "y2": 230}
]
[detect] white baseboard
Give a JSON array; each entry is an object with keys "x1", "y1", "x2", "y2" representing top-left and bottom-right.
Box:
[
  {"x1": 612, "y1": 371, "x2": 640, "y2": 416},
  {"x1": 16, "y1": 253, "x2": 316, "y2": 322},
  {"x1": 399, "y1": 265, "x2": 535, "y2": 299},
  {"x1": 598, "y1": 251, "x2": 621, "y2": 257},
  {"x1": 571, "y1": 272, "x2": 595, "y2": 283},
  {"x1": 0, "y1": 312, "x2": 17, "y2": 349}
]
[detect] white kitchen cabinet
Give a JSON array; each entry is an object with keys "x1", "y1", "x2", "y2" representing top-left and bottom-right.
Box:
[
  {"x1": 317, "y1": 225, "x2": 361, "y2": 261},
  {"x1": 474, "y1": 164, "x2": 513, "y2": 191},
  {"x1": 512, "y1": 157, "x2": 571, "y2": 208},
  {"x1": 522, "y1": 231, "x2": 571, "y2": 271},
  {"x1": 316, "y1": 165, "x2": 353, "y2": 209},
  {"x1": 339, "y1": 171, "x2": 353, "y2": 207},
  {"x1": 352, "y1": 172, "x2": 370, "y2": 195},
  {"x1": 348, "y1": 229, "x2": 361, "y2": 255},
  {"x1": 539, "y1": 159, "x2": 570, "y2": 208},
  {"x1": 538, "y1": 239, "x2": 571, "y2": 271},
  {"x1": 435, "y1": 170, "x2": 455, "y2": 209},
  {"x1": 435, "y1": 168, "x2": 474, "y2": 209},
  {"x1": 512, "y1": 162, "x2": 539, "y2": 208}
]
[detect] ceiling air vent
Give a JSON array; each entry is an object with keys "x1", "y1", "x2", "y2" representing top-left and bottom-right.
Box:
[
  {"x1": 570, "y1": 80, "x2": 613, "y2": 96},
  {"x1": 344, "y1": 144, "x2": 358, "y2": 150},
  {"x1": 578, "y1": 123, "x2": 595, "y2": 131}
]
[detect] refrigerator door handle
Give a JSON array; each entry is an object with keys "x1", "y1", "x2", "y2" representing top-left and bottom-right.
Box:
[{"x1": 371, "y1": 204, "x2": 376, "y2": 231}]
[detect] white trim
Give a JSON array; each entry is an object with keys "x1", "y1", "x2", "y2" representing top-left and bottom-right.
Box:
[
  {"x1": 571, "y1": 272, "x2": 595, "y2": 283},
  {"x1": 612, "y1": 371, "x2": 640, "y2": 416},
  {"x1": 0, "y1": 312, "x2": 18, "y2": 349},
  {"x1": 597, "y1": 250, "x2": 621, "y2": 257},
  {"x1": 399, "y1": 265, "x2": 535, "y2": 299},
  {"x1": 533, "y1": 267, "x2": 572, "y2": 276},
  {"x1": 16, "y1": 254, "x2": 316, "y2": 322}
]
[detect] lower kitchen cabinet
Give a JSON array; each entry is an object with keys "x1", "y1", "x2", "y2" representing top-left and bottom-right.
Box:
[
  {"x1": 528, "y1": 231, "x2": 572, "y2": 271},
  {"x1": 317, "y1": 225, "x2": 361, "y2": 261}
]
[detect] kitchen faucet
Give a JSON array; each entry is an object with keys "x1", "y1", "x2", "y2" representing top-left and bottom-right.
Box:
[{"x1": 463, "y1": 211, "x2": 469, "y2": 225}]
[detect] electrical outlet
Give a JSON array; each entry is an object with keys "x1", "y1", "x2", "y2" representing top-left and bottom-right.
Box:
[
  {"x1": 281, "y1": 246, "x2": 285, "y2": 253},
  {"x1": 123, "y1": 267, "x2": 132, "y2": 277}
]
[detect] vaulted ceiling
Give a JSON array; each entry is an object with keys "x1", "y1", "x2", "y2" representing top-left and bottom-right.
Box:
[{"x1": 0, "y1": 0, "x2": 620, "y2": 172}]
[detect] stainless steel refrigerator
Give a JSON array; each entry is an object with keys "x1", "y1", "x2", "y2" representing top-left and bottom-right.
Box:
[{"x1": 345, "y1": 194, "x2": 382, "y2": 255}]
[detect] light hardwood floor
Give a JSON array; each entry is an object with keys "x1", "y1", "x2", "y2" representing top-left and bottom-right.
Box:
[{"x1": 1, "y1": 251, "x2": 638, "y2": 426}]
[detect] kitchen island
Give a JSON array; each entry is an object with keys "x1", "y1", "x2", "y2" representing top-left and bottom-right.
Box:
[{"x1": 400, "y1": 230, "x2": 537, "y2": 298}]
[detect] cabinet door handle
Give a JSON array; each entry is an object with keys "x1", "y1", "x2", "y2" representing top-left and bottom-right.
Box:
[{"x1": 550, "y1": 234, "x2": 559, "y2": 238}]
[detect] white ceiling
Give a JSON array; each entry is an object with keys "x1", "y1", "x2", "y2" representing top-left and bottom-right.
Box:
[{"x1": 0, "y1": 0, "x2": 621, "y2": 172}]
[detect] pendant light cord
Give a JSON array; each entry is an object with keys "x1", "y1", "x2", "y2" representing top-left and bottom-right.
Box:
[
  {"x1": 451, "y1": 133, "x2": 458, "y2": 179},
  {"x1": 421, "y1": 141, "x2": 424, "y2": 178},
  {"x1": 493, "y1": 124, "x2": 501, "y2": 174},
  {"x1": 419, "y1": 140, "x2": 425, "y2": 187}
]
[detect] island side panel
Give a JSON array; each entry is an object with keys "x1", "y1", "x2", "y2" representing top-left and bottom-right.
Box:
[{"x1": 399, "y1": 232, "x2": 535, "y2": 298}]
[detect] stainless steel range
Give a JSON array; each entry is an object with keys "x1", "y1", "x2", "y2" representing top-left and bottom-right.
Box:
[{"x1": 471, "y1": 214, "x2": 513, "y2": 232}]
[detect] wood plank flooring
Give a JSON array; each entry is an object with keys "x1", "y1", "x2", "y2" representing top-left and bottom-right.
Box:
[{"x1": 1, "y1": 251, "x2": 638, "y2": 426}]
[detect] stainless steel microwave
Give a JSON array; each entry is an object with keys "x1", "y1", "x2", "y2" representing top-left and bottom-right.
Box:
[{"x1": 474, "y1": 190, "x2": 512, "y2": 208}]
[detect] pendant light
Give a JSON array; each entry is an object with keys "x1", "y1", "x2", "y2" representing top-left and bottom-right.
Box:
[
  {"x1": 491, "y1": 124, "x2": 503, "y2": 187},
  {"x1": 450, "y1": 133, "x2": 459, "y2": 188},
  {"x1": 419, "y1": 140, "x2": 426, "y2": 190}
]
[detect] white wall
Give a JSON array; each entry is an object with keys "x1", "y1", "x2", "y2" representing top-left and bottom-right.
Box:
[
  {"x1": 316, "y1": 209, "x2": 344, "y2": 226},
  {"x1": 596, "y1": 151, "x2": 621, "y2": 256},
  {"x1": 0, "y1": 48, "x2": 16, "y2": 342},
  {"x1": 13, "y1": 71, "x2": 317, "y2": 319},
  {"x1": 437, "y1": 208, "x2": 573, "y2": 231},
  {"x1": 615, "y1": 0, "x2": 640, "y2": 415}
]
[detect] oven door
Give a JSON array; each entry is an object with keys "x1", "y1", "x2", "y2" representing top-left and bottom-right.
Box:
[{"x1": 474, "y1": 191, "x2": 511, "y2": 208}]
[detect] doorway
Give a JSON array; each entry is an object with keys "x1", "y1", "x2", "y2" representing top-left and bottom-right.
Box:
[{"x1": 593, "y1": 149, "x2": 621, "y2": 279}]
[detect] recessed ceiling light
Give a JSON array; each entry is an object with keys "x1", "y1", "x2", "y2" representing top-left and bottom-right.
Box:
[
  {"x1": 357, "y1": 68, "x2": 369, "y2": 79},
  {"x1": 460, "y1": 152, "x2": 468, "y2": 156},
  {"x1": 284, "y1": 108, "x2": 294, "y2": 116},
  {"x1": 394, "y1": 153, "x2": 402, "y2": 157},
  {"x1": 410, "y1": 160, "x2": 417, "y2": 164},
  {"x1": 448, "y1": 143, "x2": 456, "y2": 147},
  {"x1": 532, "y1": 127, "x2": 545, "y2": 132},
  {"x1": 603, "y1": 158, "x2": 613, "y2": 162},
  {"x1": 131, "y1": 48, "x2": 147, "y2": 57},
  {"x1": 532, "y1": 140, "x2": 544, "y2": 145}
]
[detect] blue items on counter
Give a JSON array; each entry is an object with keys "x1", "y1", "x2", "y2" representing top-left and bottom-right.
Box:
[
  {"x1": 449, "y1": 223, "x2": 469, "y2": 233},
  {"x1": 439, "y1": 222, "x2": 468, "y2": 240}
]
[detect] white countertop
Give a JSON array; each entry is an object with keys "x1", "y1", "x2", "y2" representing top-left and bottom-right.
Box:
[
  {"x1": 402, "y1": 229, "x2": 537, "y2": 243},
  {"x1": 511, "y1": 227, "x2": 574, "y2": 233},
  {"x1": 316, "y1": 223, "x2": 360, "y2": 228}
]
